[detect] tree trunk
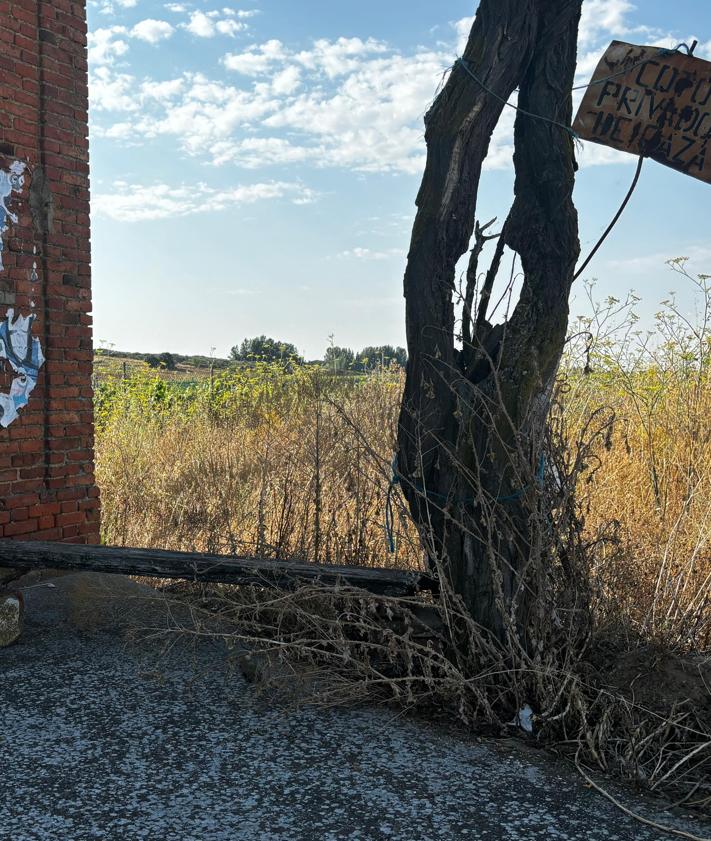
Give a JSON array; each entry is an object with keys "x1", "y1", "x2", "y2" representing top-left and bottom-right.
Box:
[{"x1": 397, "y1": 0, "x2": 582, "y2": 642}]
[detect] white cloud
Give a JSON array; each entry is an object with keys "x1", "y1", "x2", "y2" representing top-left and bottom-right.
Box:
[
  {"x1": 339, "y1": 247, "x2": 402, "y2": 260},
  {"x1": 575, "y1": 48, "x2": 608, "y2": 82},
  {"x1": 184, "y1": 10, "x2": 215, "y2": 37},
  {"x1": 211, "y1": 137, "x2": 315, "y2": 167},
  {"x1": 224, "y1": 37, "x2": 388, "y2": 78},
  {"x1": 578, "y1": 0, "x2": 634, "y2": 47},
  {"x1": 91, "y1": 71, "x2": 190, "y2": 114},
  {"x1": 216, "y1": 19, "x2": 245, "y2": 37},
  {"x1": 270, "y1": 66, "x2": 301, "y2": 95},
  {"x1": 131, "y1": 19, "x2": 175, "y2": 44},
  {"x1": 453, "y1": 17, "x2": 474, "y2": 55},
  {"x1": 99, "y1": 121, "x2": 136, "y2": 140},
  {"x1": 122, "y1": 73, "x2": 281, "y2": 156},
  {"x1": 88, "y1": 26, "x2": 129, "y2": 65},
  {"x1": 183, "y1": 9, "x2": 246, "y2": 38},
  {"x1": 88, "y1": 20, "x2": 175, "y2": 68},
  {"x1": 93, "y1": 0, "x2": 138, "y2": 15},
  {"x1": 260, "y1": 49, "x2": 444, "y2": 173},
  {"x1": 223, "y1": 40, "x2": 287, "y2": 74},
  {"x1": 294, "y1": 37, "x2": 388, "y2": 78},
  {"x1": 93, "y1": 180, "x2": 318, "y2": 222},
  {"x1": 90, "y1": 38, "x2": 473, "y2": 173},
  {"x1": 91, "y1": 8, "x2": 665, "y2": 177},
  {"x1": 218, "y1": 38, "x2": 444, "y2": 172},
  {"x1": 140, "y1": 78, "x2": 185, "y2": 101},
  {"x1": 575, "y1": 141, "x2": 630, "y2": 166},
  {"x1": 90, "y1": 66, "x2": 138, "y2": 111}
]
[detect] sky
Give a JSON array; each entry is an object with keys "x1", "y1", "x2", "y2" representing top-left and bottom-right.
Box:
[{"x1": 87, "y1": 0, "x2": 711, "y2": 360}]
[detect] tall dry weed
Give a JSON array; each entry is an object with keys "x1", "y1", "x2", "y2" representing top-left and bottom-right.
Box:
[
  {"x1": 566, "y1": 261, "x2": 711, "y2": 649},
  {"x1": 96, "y1": 364, "x2": 421, "y2": 569}
]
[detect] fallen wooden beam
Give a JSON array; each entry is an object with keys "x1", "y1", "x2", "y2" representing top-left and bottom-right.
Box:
[{"x1": 0, "y1": 541, "x2": 434, "y2": 597}]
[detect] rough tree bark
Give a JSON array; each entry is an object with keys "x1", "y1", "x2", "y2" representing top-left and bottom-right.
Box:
[{"x1": 397, "y1": 0, "x2": 582, "y2": 641}]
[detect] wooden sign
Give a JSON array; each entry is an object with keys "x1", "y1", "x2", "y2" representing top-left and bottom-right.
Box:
[{"x1": 573, "y1": 41, "x2": 711, "y2": 184}]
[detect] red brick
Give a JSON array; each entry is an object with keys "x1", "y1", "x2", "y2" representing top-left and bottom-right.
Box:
[
  {"x1": 4, "y1": 519, "x2": 39, "y2": 536},
  {"x1": 0, "y1": 1, "x2": 99, "y2": 546}
]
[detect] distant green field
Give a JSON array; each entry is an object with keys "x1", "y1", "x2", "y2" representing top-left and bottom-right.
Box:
[{"x1": 93, "y1": 353, "x2": 218, "y2": 383}]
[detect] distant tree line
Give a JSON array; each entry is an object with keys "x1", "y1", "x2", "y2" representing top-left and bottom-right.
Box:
[
  {"x1": 96, "y1": 337, "x2": 407, "y2": 373},
  {"x1": 324, "y1": 344, "x2": 407, "y2": 372},
  {"x1": 231, "y1": 336, "x2": 406, "y2": 371}
]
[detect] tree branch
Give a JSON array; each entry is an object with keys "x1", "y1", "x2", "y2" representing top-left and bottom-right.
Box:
[{"x1": 462, "y1": 217, "x2": 499, "y2": 350}]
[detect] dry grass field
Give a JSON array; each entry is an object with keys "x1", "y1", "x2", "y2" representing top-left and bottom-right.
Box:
[
  {"x1": 94, "y1": 268, "x2": 711, "y2": 653},
  {"x1": 95, "y1": 362, "x2": 421, "y2": 569}
]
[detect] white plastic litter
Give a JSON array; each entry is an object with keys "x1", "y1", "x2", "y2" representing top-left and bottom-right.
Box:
[{"x1": 510, "y1": 704, "x2": 535, "y2": 734}]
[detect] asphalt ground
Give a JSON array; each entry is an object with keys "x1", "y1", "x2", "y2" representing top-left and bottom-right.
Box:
[{"x1": 1, "y1": 573, "x2": 709, "y2": 841}]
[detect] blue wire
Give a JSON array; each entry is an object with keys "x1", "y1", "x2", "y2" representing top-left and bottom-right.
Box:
[
  {"x1": 385, "y1": 453, "x2": 547, "y2": 552},
  {"x1": 455, "y1": 43, "x2": 693, "y2": 143},
  {"x1": 455, "y1": 58, "x2": 580, "y2": 141}
]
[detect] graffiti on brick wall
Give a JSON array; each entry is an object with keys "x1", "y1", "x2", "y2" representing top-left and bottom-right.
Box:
[
  {"x1": 0, "y1": 161, "x2": 26, "y2": 272},
  {"x1": 0, "y1": 310, "x2": 45, "y2": 428},
  {"x1": 0, "y1": 161, "x2": 45, "y2": 428}
]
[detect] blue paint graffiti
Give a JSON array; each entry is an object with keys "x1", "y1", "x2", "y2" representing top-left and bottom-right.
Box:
[
  {"x1": 0, "y1": 309, "x2": 45, "y2": 428},
  {"x1": 0, "y1": 160, "x2": 45, "y2": 427},
  {"x1": 0, "y1": 161, "x2": 26, "y2": 272}
]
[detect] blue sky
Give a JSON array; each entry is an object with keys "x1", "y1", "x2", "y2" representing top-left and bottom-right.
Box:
[{"x1": 87, "y1": 0, "x2": 711, "y2": 359}]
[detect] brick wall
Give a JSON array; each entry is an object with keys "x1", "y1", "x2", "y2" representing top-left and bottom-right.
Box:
[{"x1": 0, "y1": 0, "x2": 99, "y2": 543}]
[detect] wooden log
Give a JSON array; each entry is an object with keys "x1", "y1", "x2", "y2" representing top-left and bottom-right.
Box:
[{"x1": 0, "y1": 541, "x2": 434, "y2": 597}]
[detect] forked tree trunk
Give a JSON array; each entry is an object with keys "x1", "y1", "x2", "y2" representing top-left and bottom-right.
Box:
[{"x1": 397, "y1": 0, "x2": 582, "y2": 641}]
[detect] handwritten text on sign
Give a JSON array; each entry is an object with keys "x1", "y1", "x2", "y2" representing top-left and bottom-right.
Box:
[{"x1": 573, "y1": 41, "x2": 711, "y2": 185}]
